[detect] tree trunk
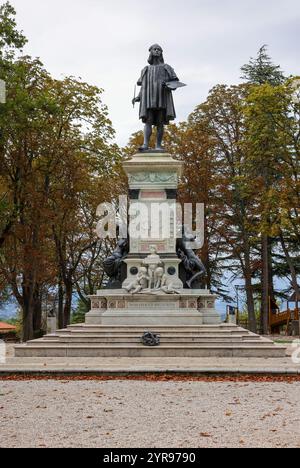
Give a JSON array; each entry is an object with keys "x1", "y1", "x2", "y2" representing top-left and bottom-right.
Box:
[
  {"x1": 57, "y1": 277, "x2": 64, "y2": 329},
  {"x1": 0, "y1": 220, "x2": 13, "y2": 248},
  {"x1": 268, "y1": 237, "x2": 276, "y2": 308},
  {"x1": 33, "y1": 284, "x2": 42, "y2": 336},
  {"x1": 261, "y1": 234, "x2": 269, "y2": 334},
  {"x1": 244, "y1": 269, "x2": 256, "y2": 333},
  {"x1": 22, "y1": 284, "x2": 34, "y2": 342},
  {"x1": 63, "y1": 278, "x2": 73, "y2": 328},
  {"x1": 243, "y1": 237, "x2": 256, "y2": 332},
  {"x1": 279, "y1": 233, "x2": 300, "y2": 297}
]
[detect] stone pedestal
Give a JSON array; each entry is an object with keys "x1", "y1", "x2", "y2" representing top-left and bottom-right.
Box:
[
  {"x1": 122, "y1": 152, "x2": 182, "y2": 256},
  {"x1": 86, "y1": 150, "x2": 221, "y2": 328},
  {"x1": 47, "y1": 316, "x2": 57, "y2": 334},
  {"x1": 86, "y1": 290, "x2": 220, "y2": 326}
]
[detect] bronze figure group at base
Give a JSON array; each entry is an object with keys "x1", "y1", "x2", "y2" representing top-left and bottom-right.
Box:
[{"x1": 103, "y1": 237, "x2": 206, "y2": 292}]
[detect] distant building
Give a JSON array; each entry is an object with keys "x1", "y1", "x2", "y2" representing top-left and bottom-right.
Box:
[{"x1": 0, "y1": 321, "x2": 16, "y2": 339}]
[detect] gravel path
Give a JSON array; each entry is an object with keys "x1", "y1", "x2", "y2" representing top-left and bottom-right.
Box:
[{"x1": 0, "y1": 380, "x2": 300, "y2": 448}]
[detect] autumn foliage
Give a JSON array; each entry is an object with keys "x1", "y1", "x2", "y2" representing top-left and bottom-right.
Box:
[{"x1": 0, "y1": 5, "x2": 299, "y2": 339}]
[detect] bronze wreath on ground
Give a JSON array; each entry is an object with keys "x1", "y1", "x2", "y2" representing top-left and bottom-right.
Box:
[{"x1": 141, "y1": 331, "x2": 160, "y2": 346}]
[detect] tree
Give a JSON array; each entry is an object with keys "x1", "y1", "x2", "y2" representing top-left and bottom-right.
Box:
[
  {"x1": 277, "y1": 79, "x2": 300, "y2": 299},
  {"x1": 0, "y1": 53, "x2": 122, "y2": 339},
  {"x1": 252, "y1": 78, "x2": 300, "y2": 300},
  {"x1": 188, "y1": 85, "x2": 261, "y2": 330},
  {"x1": 0, "y1": 1, "x2": 27, "y2": 249},
  {"x1": 241, "y1": 46, "x2": 286, "y2": 334},
  {"x1": 0, "y1": 3, "x2": 126, "y2": 340},
  {"x1": 0, "y1": 2, "x2": 27, "y2": 58},
  {"x1": 241, "y1": 45, "x2": 284, "y2": 86}
]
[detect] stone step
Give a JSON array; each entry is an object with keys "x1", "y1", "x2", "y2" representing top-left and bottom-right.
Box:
[
  {"x1": 26, "y1": 337, "x2": 272, "y2": 346},
  {"x1": 64, "y1": 326, "x2": 246, "y2": 334},
  {"x1": 60, "y1": 331, "x2": 250, "y2": 338},
  {"x1": 14, "y1": 323, "x2": 285, "y2": 359},
  {"x1": 67, "y1": 324, "x2": 239, "y2": 330},
  {"x1": 41, "y1": 335, "x2": 264, "y2": 344},
  {"x1": 47, "y1": 328, "x2": 258, "y2": 336},
  {"x1": 14, "y1": 344, "x2": 286, "y2": 358}
]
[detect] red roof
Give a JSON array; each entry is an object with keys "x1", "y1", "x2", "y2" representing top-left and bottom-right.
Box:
[{"x1": 0, "y1": 322, "x2": 16, "y2": 332}]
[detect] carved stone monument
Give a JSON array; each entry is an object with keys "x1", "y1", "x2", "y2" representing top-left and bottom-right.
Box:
[
  {"x1": 14, "y1": 45, "x2": 287, "y2": 359},
  {"x1": 86, "y1": 150, "x2": 221, "y2": 326}
]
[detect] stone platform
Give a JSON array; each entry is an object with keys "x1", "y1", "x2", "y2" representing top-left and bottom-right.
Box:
[
  {"x1": 14, "y1": 323, "x2": 286, "y2": 358},
  {"x1": 85, "y1": 289, "x2": 221, "y2": 326}
]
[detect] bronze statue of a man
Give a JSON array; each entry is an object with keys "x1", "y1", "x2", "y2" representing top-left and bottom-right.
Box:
[{"x1": 132, "y1": 44, "x2": 183, "y2": 151}]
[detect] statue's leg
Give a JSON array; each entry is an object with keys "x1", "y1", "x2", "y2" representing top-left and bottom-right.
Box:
[
  {"x1": 156, "y1": 123, "x2": 164, "y2": 150},
  {"x1": 186, "y1": 271, "x2": 203, "y2": 289},
  {"x1": 140, "y1": 111, "x2": 153, "y2": 150},
  {"x1": 143, "y1": 123, "x2": 152, "y2": 149},
  {"x1": 139, "y1": 123, "x2": 152, "y2": 150}
]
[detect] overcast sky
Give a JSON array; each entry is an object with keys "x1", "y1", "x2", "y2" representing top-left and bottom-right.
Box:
[{"x1": 10, "y1": 0, "x2": 300, "y2": 146}]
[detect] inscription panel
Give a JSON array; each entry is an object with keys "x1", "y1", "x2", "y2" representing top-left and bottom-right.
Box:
[{"x1": 127, "y1": 302, "x2": 177, "y2": 309}]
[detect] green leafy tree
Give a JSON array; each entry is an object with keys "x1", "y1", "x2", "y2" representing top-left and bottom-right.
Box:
[
  {"x1": 0, "y1": 2, "x2": 27, "y2": 249},
  {"x1": 241, "y1": 46, "x2": 286, "y2": 333},
  {"x1": 186, "y1": 85, "x2": 260, "y2": 331},
  {"x1": 0, "y1": 14, "x2": 122, "y2": 340},
  {"x1": 241, "y1": 45, "x2": 284, "y2": 86}
]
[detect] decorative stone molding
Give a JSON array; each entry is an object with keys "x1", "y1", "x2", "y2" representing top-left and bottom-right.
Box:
[
  {"x1": 197, "y1": 299, "x2": 205, "y2": 309},
  {"x1": 128, "y1": 172, "x2": 177, "y2": 184}
]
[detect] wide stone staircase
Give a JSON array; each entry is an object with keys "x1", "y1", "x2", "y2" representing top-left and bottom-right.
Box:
[{"x1": 14, "y1": 323, "x2": 286, "y2": 358}]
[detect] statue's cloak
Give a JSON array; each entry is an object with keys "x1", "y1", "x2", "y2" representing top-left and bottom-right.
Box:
[{"x1": 137, "y1": 64, "x2": 179, "y2": 124}]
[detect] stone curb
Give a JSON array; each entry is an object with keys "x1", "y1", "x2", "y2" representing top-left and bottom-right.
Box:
[{"x1": 0, "y1": 367, "x2": 300, "y2": 376}]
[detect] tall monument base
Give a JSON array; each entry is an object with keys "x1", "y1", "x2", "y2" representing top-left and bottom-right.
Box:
[{"x1": 85, "y1": 290, "x2": 221, "y2": 326}]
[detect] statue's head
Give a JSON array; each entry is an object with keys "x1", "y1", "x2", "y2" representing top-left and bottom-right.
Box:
[
  {"x1": 155, "y1": 267, "x2": 164, "y2": 278},
  {"x1": 148, "y1": 44, "x2": 164, "y2": 65},
  {"x1": 139, "y1": 267, "x2": 148, "y2": 275}
]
